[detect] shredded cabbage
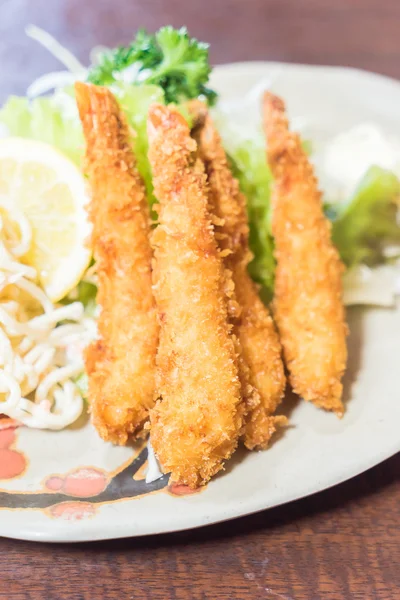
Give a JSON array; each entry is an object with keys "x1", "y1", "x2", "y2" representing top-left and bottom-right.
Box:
[{"x1": 25, "y1": 25, "x2": 86, "y2": 75}]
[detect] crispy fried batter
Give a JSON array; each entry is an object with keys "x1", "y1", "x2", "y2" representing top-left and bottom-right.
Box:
[
  {"x1": 191, "y1": 102, "x2": 286, "y2": 449},
  {"x1": 263, "y1": 92, "x2": 347, "y2": 415},
  {"x1": 148, "y1": 104, "x2": 243, "y2": 487},
  {"x1": 75, "y1": 83, "x2": 158, "y2": 444},
  {"x1": 189, "y1": 136, "x2": 250, "y2": 430}
]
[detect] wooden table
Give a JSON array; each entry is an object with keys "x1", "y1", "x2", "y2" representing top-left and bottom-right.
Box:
[{"x1": 1, "y1": 1, "x2": 399, "y2": 598}]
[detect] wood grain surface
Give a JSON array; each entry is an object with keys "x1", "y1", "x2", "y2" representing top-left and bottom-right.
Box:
[{"x1": 0, "y1": 1, "x2": 399, "y2": 598}]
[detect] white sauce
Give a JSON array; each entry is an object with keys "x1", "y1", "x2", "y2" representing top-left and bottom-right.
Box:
[{"x1": 314, "y1": 123, "x2": 400, "y2": 203}]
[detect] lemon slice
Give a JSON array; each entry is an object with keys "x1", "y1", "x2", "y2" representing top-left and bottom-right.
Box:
[{"x1": 0, "y1": 138, "x2": 91, "y2": 302}]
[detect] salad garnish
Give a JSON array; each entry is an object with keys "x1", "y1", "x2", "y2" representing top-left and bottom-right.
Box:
[{"x1": 87, "y1": 26, "x2": 217, "y2": 105}]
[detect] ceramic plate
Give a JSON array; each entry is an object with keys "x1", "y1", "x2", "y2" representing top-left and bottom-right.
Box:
[{"x1": 1, "y1": 62, "x2": 400, "y2": 542}]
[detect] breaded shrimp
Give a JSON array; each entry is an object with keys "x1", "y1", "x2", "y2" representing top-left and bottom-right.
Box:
[
  {"x1": 75, "y1": 83, "x2": 158, "y2": 444},
  {"x1": 191, "y1": 102, "x2": 286, "y2": 449},
  {"x1": 263, "y1": 92, "x2": 347, "y2": 415},
  {"x1": 148, "y1": 104, "x2": 243, "y2": 487}
]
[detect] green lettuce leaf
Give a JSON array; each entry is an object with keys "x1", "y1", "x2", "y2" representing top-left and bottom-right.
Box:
[
  {"x1": 0, "y1": 84, "x2": 166, "y2": 204},
  {"x1": 113, "y1": 83, "x2": 165, "y2": 203},
  {"x1": 0, "y1": 92, "x2": 84, "y2": 165},
  {"x1": 229, "y1": 141, "x2": 275, "y2": 300},
  {"x1": 331, "y1": 166, "x2": 400, "y2": 266}
]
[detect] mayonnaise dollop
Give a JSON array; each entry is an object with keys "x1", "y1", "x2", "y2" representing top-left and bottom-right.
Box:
[{"x1": 313, "y1": 123, "x2": 400, "y2": 203}]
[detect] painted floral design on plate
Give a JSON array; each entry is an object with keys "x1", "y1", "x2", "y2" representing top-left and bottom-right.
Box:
[{"x1": 0, "y1": 418, "x2": 197, "y2": 521}]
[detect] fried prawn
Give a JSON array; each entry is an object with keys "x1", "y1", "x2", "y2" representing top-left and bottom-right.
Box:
[
  {"x1": 75, "y1": 83, "x2": 158, "y2": 444},
  {"x1": 263, "y1": 92, "x2": 347, "y2": 415},
  {"x1": 148, "y1": 104, "x2": 243, "y2": 487},
  {"x1": 191, "y1": 102, "x2": 286, "y2": 449}
]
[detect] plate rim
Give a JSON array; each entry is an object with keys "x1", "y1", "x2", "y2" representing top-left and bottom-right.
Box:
[
  {"x1": 4, "y1": 440, "x2": 399, "y2": 544},
  {"x1": 213, "y1": 59, "x2": 400, "y2": 86}
]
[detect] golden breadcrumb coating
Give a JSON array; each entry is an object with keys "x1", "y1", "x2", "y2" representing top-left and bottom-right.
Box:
[
  {"x1": 191, "y1": 101, "x2": 286, "y2": 449},
  {"x1": 75, "y1": 83, "x2": 158, "y2": 444},
  {"x1": 263, "y1": 92, "x2": 347, "y2": 416},
  {"x1": 148, "y1": 104, "x2": 243, "y2": 487}
]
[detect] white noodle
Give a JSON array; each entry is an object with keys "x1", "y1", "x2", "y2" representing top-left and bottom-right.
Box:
[
  {"x1": 0, "y1": 210, "x2": 94, "y2": 429},
  {"x1": 15, "y1": 278, "x2": 53, "y2": 314}
]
